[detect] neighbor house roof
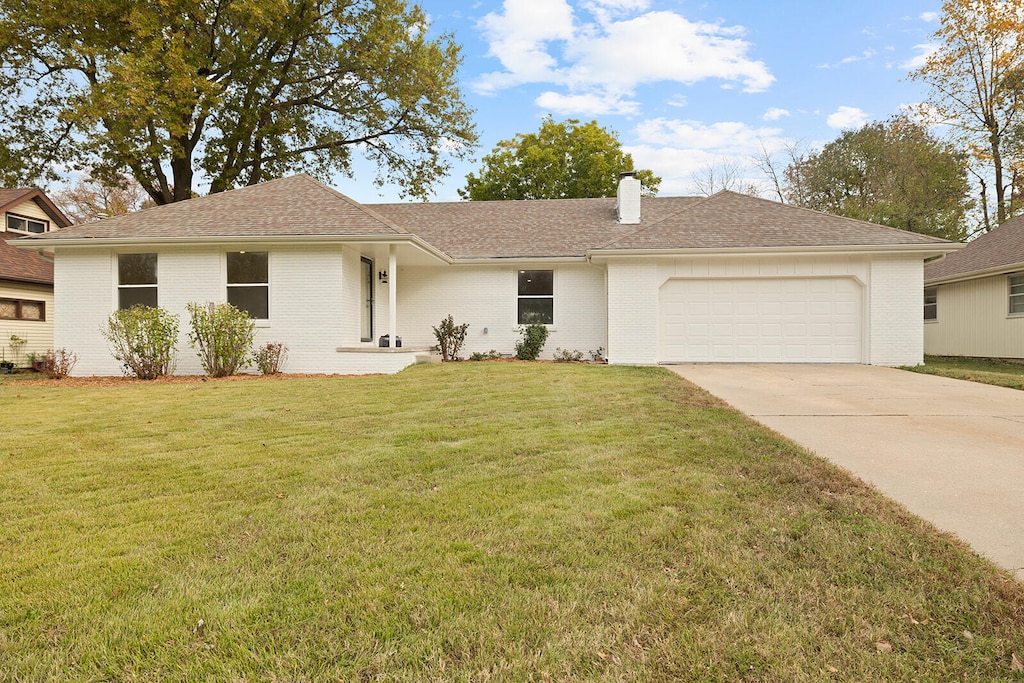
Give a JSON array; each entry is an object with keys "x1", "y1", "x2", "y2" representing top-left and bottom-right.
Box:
[
  {"x1": 17, "y1": 174, "x2": 958, "y2": 261},
  {"x1": 1, "y1": 188, "x2": 71, "y2": 286},
  {"x1": 925, "y1": 215, "x2": 1024, "y2": 284}
]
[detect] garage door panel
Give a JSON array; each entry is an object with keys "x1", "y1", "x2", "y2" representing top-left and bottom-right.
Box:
[{"x1": 659, "y1": 277, "x2": 862, "y2": 363}]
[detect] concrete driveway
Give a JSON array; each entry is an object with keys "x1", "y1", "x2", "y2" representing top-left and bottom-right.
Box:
[{"x1": 668, "y1": 364, "x2": 1024, "y2": 579}]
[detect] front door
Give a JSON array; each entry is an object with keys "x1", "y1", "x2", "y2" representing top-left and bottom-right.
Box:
[{"x1": 360, "y1": 257, "x2": 374, "y2": 342}]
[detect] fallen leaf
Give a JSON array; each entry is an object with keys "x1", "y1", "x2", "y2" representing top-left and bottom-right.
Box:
[
  {"x1": 962, "y1": 629, "x2": 974, "y2": 642},
  {"x1": 1012, "y1": 652, "x2": 1024, "y2": 672},
  {"x1": 110, "y1": 589, "x2": 121, "y2": 598},
  {"x1": 826, "y1": 665, "x2": 839, "y2": 673},
  {"x1": 275, "y1": 493, "x2": 286, "y2": 499},
  {"x1": 596, "y1": 651, "x2": 608, "y2": 660},
  {"x1": 876, "y1": 641, "x2": 892, "y2": 653}
]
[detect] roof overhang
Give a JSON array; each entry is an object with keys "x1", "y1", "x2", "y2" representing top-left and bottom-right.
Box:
[
  {"x1": 925, "y1": 261, "x2": 1024, "y2": 286},
  {"x1": 9, "y1": 233, "x2": 453, "y2": 265},
  {"x1": 588, "y1": 242, "x2": 964, "y2": 262}
]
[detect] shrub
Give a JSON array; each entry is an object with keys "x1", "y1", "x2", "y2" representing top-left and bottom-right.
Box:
[
  {"x1": 552, "y1": 347, "x2": 584, "y2": 362},
  {"x1": 8, "y1": 334, "x2": 27, "y2": 367},
  {"x1": 254, "y1": 342, "x2": 289, "y2": 375},
  {"x1": 515, "y1": 323, "x2": 549, "y2": 361},
  {"x1": 40, "y1": 348, "x2": 79, "y2": 379},
  {"x1": 102, "y1": 305, "x2": 180, "y2": 379},
  {"x1": 187, "y1": 302, "x2": 256, "y2": 377},
  {"x1": 589, "y1": 347, "x2": 606, "y2": 363},
  {"x1": 468, "y1": 349, "x2": 502, "y2": 361},
  {"x1": 432, "y1": 314, "x2": 470, "y2": 362}
]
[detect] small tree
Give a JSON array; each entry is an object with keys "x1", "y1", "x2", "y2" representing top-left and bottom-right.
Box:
[
  {"x1": 253, "y1": 342, "x2": 288, "y2": 375},
  {"x1": 515, "y1": 323, "x2": 549, "y2": 361},
  {"x1": 186, "y1": 302, "x2": 256, "y2": 377},
  {"x1": 432, "y1": 314, "x2": 469, "y2": 362},
  {"x1": 102, "y1": 305, "x2": 180, "y2": 379}
]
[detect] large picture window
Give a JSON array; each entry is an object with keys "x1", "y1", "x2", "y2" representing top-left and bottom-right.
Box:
[
  {"x1": 227, "y1": 251, "x2": 269, "y2": 319},
  {"x1": 118, "y1": 253, "x2": 158, "y2": 309},
  {"x1": 518, "y1": 269, "x2": 553, "y2": 325},
  {"x1": 924, "y1": 287, "x2": 937, "y2": 321},
  {"x1": 1010, "y1": 274, "x2": 1024, "y2": 315}
]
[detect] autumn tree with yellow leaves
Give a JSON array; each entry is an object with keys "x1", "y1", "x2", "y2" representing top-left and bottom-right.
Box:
[{"x1": 911, "y1": 0, "x2": 1024, "y2": 229}]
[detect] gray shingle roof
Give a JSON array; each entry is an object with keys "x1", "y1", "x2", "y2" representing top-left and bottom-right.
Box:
[
  {"x1": 38, "y1": 174, "x2": 407, "y2": 240},
  {"x1": 26, "y1": 175, "x2": 956, "y2": 260},
  {"x1": 925, "y1": 215, "x2": 1024, "y2": 282}
]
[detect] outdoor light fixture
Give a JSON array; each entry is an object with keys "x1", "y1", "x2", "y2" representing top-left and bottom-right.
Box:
[{"x1": 378, "y1": 270, "x2": 388, "y2": 284}]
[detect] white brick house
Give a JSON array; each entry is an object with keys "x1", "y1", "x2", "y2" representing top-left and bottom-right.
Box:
[{"x1": 15, "y1": 174, "x2": 958, "y2": 375}]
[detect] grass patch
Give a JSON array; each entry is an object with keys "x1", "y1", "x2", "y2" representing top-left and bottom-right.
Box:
[
  {"x1": 2, "y1": 363, "x2": 1023, "y2": 681},
  {"x1": 905, "y1": 355, "x2": 1024, "y2": 391}
]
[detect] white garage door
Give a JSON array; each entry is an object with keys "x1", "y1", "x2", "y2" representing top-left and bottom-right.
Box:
[{"x1": 659, "y1": 277, "x2": 862, "y2": 363}]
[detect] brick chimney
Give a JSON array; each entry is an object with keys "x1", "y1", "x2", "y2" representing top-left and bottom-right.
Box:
[{"x1": 616, "y1": 171, "x2": 641, "y2": 224}]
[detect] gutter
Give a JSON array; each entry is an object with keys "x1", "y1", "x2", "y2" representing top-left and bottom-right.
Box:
[
  {"x1": 926, "y1": 260, "x2": 1024, "y2": 286},
  {"x1": 587, "y1": 242, "x2": 964, "y2": 261}
]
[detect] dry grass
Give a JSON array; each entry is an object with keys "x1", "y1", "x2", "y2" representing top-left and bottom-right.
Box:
[{"x1": 906, "y1": 355, "x2": 1024, "y2": 391}]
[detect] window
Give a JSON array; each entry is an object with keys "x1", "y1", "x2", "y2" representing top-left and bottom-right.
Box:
[
  {"x1": 518, "y1": 269, "x2": 553, "y2": 325},
  {"x1": 0, "y1": 298, "x2": 45, "y2": 321},
  {"x1": 6, "y1": 214, "x2": 48, "y2": 234},
  {"x1": 1010, "y1": 275, "x2": 1024, "y2": 315},
  {"x1": 227, "y1": 251, "x2": 269, "y2": 319},
  {"x1": 118, "y1": 253, "x2": 158, "y2": 309},
  {"x1": 924, "y1": 287, "x2": 937, "y2": 321}
]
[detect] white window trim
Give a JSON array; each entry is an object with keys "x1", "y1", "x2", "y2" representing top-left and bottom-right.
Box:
[
  {"x1": 116, "y1": 252, "x2": 159, "y2": 309},
  {"x1": 6, "y1": 212, "x2": 49, "y2": 235},
  {"x1": 225, "y1": 250, "x2": 271, "y2": 325},
  {"x1": 1009, "y1": 274, "x2": 1024, "y2": 317},
  {"x1": 516, "y1": 268, "x2": 555, "y2": 326},
  {"x1": 924, "y1": 286, "x2": 938, "y2": 322}
]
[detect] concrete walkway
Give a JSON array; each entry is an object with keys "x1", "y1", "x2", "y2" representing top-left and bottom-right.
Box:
[{"x1": 668, "y1": 364, "x2": 1024, "y2": 579}]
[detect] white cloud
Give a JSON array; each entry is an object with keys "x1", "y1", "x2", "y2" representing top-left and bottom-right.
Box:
[
  {"x1": 634, "y1": 118, "x2": 785, "y2": 153},
  {"x1": 474, "y1": 1, "x2": 775, "y2": 112},
  {"x1": 901, "y1": 43, "x2": 937, "y2": 70},
  {"x1": 920, "y1": 11, "x2": 939, "y2": 22},
  {"x1": 762, "y1": 107, "x2": 790, "y2": 121},
  {"x1": 535, "y1": 90, "x2": 639, "y2": 115},
  {"x1": 819, "y1": 49, "x2": 876, "y2": 69},
  {"x1": 826, "y1": 106, "x2": 870, "y2": 129}
]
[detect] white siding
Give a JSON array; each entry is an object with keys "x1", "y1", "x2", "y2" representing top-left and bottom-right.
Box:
[
  {"x1": 54, "y1": 247, "x2": 115, "y2": 375},
  {"x1": 4, "y1": 199, "x2": 53, "y2": 229},
  {"x1": 0, "y1": 281, "x2": 53, "y2": 363},
  {"x1": 925, "y1": 274, "x2": 1024, "y2": 358},
  {"x1": 397, "y1": 263, "x2": 607, "y2": 359}
]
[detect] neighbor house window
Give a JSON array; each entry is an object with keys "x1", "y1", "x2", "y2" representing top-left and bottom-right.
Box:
[
  {"x1": 118, "y1": 253, "x2": 158, "y2": 309},
  {"x1": 518, "y1": 269, "x2": 553, "y2": 325},
  {"x1": 227, "y1": 251, "x2": 269, "y2": 319},
  {"x1": 0, "y1": 298, "x2": 45, "y2": 321},
  {"x1": 6, "y1": 214, "x2": 48, "y2": 234},
  {"x1": 1010, "y1": 275, "x2": 1024, "y2": 315},
  {"x1": 924, "y1": 287, "x2": 937, "y2": 321}
]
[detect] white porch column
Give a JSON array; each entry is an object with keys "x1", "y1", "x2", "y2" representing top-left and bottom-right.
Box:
[{"x1": 388, "y1": 245, "x2": 397, "y2": 344}]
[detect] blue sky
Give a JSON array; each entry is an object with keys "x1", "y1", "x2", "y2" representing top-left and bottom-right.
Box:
[{"x1": 344, "y1": 0, "x2": 944, "y2": 204}]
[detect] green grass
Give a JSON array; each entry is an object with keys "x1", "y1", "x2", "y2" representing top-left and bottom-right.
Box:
[
  {"x1": 906, "y1": 355, "x2": 1024, "y2": 391},
  {"x1": 2, "y1": 363, "x2": 1023, "y2": 681}
]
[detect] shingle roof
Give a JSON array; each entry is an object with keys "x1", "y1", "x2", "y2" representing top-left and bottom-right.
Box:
[
  {"x1": 598, "y1": 191, "x2": 952, "y2": 251},
  {"x1": 370, "y1": 196, "x2": 703, "y2": 259},
  {"x1": 37, "y1": 174, "x2": 407, "y2": 240},
  {"x1": 925, "y1": 215, "x2": 1024, "y2": 282},
  {"x1": 0, "y1": 237, "x2": 53, "y2": 285},
  {"x1": 0, "y1": 188, "x2": 72, "y2": 227},
  {"x1": 22, "y1": 175, "x2": 956, "y2": 261}
]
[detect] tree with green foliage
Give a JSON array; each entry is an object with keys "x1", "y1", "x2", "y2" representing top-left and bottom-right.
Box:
[
  {"x1": 0, "y1": 0, "x2": 477, "y2": 203},
  {"x1": 909, "y1": 0, "x2": 1024, "y2": 228},
  {"x1": 460, "y1": 117, "x2": 660, "y2": 200},
  {"x1": 783, "y1": 116, "x2": 973, "y2": 241}
]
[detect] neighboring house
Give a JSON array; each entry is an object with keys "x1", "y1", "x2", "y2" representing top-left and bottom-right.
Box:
[
  {"x1": 924, "y1": 215, "x2": 1024, "y2": 358},
  {"x1": 1, "y1": 188, "x2": 72, "y2": 364},
  {"x1": 15, "y1": 173, "x2": 957, "y2": 376}
]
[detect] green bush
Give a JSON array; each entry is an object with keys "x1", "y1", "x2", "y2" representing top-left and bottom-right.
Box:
[
  {"x1": 102, "y1": 305, "x2": 180, "y2": 379},
  {"x1": 254, "y1": 342, "x2": 289, "y2": 375},
  {"x1": 515, "y1": 323, "x2": 549, "y2": 361},
  {"x1": 187, "y1": 302, "x2": 255, "y2": 377},
  {"x1": 468, "y1": 349, "x2": 503, "y2": 361},
  {"x1": 432, "y1": 314, "x2": 470, "y2": 362}
]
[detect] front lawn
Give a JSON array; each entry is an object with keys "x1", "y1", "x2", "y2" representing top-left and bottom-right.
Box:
[
  {"x1": 906, "y1": 355, "x2": 1024, "y2": 391},
  {"x1": 2, "y1": 364, "x2": 1022, "y2": 681}
]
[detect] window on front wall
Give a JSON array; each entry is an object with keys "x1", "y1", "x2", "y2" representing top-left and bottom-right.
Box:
[
  {"x1": 0, "y1": 298, "x2": 45, "y2": 321},
  {"x1": 227, "y1": 251, "x2": 269, "y2": 319},
  {"x1": 1010, "y1": 274, "x2": 1024, "y2": 315},
  {"x1": 118, "y1": 253, "x2": 158, "y2": 309},
  {"x1": 518, "y1": 269, "x2": 553, "y2": 324},
  {"x1": 924, "y1": 287, "x2": 937, "y2": 321},
  {"x1": 6, "y1": 214, "x2": 48, "y2": 234}
]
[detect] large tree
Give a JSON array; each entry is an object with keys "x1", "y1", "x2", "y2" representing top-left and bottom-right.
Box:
[
  {"x1": 783, "y1": 116, "x2": 973, "y2": 241},
  {"x1": 909, "y1": 0, "x2": 1024, "y2": 228},
  {"x1": 460, "y1": 117, "x2": 660, "y2": 201},
  {"x1": 0, "y1": 0, "x2": 477, "y2": 203}
]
